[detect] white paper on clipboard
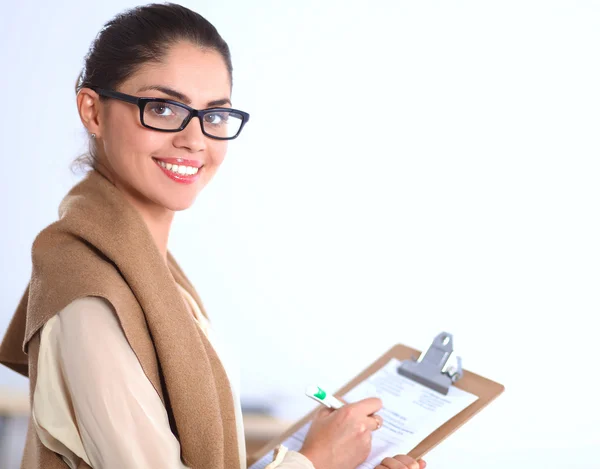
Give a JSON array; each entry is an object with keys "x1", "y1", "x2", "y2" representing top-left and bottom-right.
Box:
[{"x1": 250, "y1": 358, "x2": 478, "y2": 469}]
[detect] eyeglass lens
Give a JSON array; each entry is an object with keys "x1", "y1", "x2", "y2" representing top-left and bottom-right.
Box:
[{"x1": 143, "y1": 101, "x2": 243, "y2": 138}]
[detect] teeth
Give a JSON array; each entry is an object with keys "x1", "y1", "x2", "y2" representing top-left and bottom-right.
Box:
[{"x1": 156, "y1": 159, "x2": 199, "y2": 176}]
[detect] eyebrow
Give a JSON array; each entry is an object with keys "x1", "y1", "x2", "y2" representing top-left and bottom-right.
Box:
[{"x1": 136, "y1": 85, "x2": 232, "y2": 107}]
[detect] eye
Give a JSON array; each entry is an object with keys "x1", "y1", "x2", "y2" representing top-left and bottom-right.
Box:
[
  {"x1": 148, "y1": 102, "x2": 176, "y2": 117},
  {"x1": 204, "y1": 112, "x2": 229, "y2": 125}
]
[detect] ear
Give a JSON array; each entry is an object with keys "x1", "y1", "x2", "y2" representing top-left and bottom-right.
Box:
[{"x1": 77, "y1": 87, "x2": 102, "y2": 138}]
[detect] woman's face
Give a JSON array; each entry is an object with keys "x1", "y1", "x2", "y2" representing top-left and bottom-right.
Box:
[{"x1": 88, "y1": 42, "x2": 232, "y2": 211}]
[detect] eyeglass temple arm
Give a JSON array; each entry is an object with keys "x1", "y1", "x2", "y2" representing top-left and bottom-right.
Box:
[{"x1": 90, "y1": 87, "x2": 140, "y2": 105}]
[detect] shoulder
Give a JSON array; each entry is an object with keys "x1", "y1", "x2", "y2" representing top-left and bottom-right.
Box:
[
  {"x1": 26, "y1": 227, "x2": 139, "y2": 347},
  {"x1": 42, "y1": 296, "x2": 125, "y2": 353},
  {"x1": 58, "y1": 296, "x2": 116, "y2": 323}
]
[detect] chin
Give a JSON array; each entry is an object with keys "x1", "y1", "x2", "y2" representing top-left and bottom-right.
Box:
[
  {"x1": 163, "y1": 197, "x2": 197, "y2": 212},
  {"x1": 148, "y1": 181, "x2": 203, "y2": 212}
]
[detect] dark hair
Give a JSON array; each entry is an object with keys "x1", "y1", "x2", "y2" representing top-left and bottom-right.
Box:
[{"x1": 72, "y1": 2, "x2": 233, "y2": 172}]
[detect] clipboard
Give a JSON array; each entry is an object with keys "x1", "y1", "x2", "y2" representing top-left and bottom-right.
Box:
[{"x1": 247, "y1": 332, "x2": 505, "y2": 467}]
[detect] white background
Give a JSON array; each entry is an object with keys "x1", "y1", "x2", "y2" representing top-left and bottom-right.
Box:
[{"x1": 1, "y1": 1, "x2": 599, "y2": 468}]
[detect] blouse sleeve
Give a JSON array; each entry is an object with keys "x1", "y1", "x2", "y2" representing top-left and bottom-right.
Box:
[
  {"x1": 33, "y1": 296, "x2": 189, "y2": 469},
  {"x1": 266, "y1": 445, "x2": 316, "y2": 469}
]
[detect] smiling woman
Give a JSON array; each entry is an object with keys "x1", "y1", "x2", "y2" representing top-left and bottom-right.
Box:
[{"x1": 0, "y1": 3, "x2": 422, "y2": 469}]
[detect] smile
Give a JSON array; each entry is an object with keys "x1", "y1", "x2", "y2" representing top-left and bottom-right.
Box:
[
  {"x1": 152, "y1": 157, "x2": 203, "y2": 184},
  {"x1": 154, "y1": 159, "x2": 199, "y2": 175}
]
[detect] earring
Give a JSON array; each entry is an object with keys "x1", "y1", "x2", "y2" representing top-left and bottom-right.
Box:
[{"x1": 91, "y1": 133, "x2": 96, "y2": 139}]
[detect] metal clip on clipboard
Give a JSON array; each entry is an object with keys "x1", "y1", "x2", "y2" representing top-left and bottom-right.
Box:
[{"x1": 397, "y1": 331, "x2": 463, "y2": 395}]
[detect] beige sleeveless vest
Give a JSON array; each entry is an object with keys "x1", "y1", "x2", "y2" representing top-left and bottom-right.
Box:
[{"x1": 0, "y1": 170, "x2": 240, "y2": 469}]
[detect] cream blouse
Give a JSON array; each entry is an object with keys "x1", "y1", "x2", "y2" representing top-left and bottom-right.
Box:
[{"x1": 31, "y1": 284, "x2": 313, "y2": 469}]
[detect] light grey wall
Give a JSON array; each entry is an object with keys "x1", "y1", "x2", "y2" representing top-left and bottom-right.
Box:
[{"x1": 1, "y1": 1, "x2": 598, "y2": 468}]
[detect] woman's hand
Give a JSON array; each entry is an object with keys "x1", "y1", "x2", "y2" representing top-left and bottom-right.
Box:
[
  {"x1": 375, "y1": 455, "x2": 427, "y2": 469},
  {"x1": 298, "y1": 397, "x2": 384, "y2": 469}
]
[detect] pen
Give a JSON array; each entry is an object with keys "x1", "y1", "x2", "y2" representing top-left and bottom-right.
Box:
[{"x1": 305, "y1": 385, "x2": 345, "y2": 409}]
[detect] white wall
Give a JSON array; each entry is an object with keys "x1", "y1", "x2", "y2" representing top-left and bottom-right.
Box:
[{"x1": 1, "y1": 1, "x2": 598, "y2": 468}]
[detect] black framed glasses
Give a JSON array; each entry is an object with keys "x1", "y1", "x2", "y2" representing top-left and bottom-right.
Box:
[{"x1": 89, "y1": 86, "x2": 250, "y2": 140}]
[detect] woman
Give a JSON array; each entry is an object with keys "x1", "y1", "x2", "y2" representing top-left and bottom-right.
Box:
[{"x1": 0, "y1": 3, "x2": 425, "y2": 469}]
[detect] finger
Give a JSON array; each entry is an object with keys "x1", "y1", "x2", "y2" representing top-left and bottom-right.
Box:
[
  {"x1": 362, "y1": 415, "x2": 380, "y2": 432},
  {"x1": 314, "y1": 406, "x2": 334, "y2": 419},
  {"x1": 370, "y1": 414, "x2": 384, "y2": 431},
  {"x1": 380, "y1": 457, "x2": 405, "y2": 468},
  {"x1": 419, "y1": 459, "x2": 427, "y2": 469},
  {"x1": 348, "y1": 397, "x2": 383, "y2": 416},
  {"x1": 392, "y1": 455, "x2": 420, "y2": 469}
]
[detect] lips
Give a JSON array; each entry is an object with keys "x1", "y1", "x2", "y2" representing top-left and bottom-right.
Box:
[{"x1": 152, "y1": 157, "x2": 203, "y2": 185}]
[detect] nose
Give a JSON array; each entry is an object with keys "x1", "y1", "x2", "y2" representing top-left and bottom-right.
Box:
[{"x1": 172, "y1": 116, "x2": 208, "y2": 152}]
